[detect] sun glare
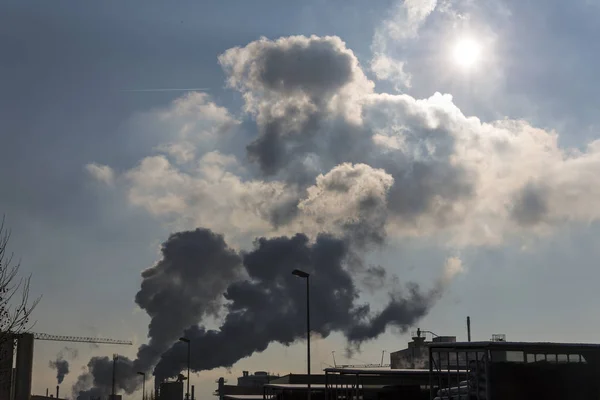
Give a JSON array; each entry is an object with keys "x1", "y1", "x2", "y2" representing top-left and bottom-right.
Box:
[{"x1": 453, "y1": 38, "x2": 481, "y2": 69}]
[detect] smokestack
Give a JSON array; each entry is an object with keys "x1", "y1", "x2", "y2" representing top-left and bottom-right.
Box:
[
  {"x1": 46, "y1": 388, "x2": 48, "y2": 396},
  {"x1": 56, "y1": 385, "x2": 59, "y2": 399},
  {"x1": 191, "y1": 385, "x2": 195, "y2": 400},
  {"x1": 112, "y1": 354, "x2": 117, "y2": 396},
  {"x1": 467, "y1": 316, "x2": 471, "y2": 342}
]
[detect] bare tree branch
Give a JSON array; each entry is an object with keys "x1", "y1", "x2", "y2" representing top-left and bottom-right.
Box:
[{"x1": 0, "y1": 214, "x2": 42, "y2": 349}]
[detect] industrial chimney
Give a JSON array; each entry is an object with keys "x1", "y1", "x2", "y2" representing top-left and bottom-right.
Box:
[{"x1": 56, "y1": 385, "x2": 59, "y2": 399}]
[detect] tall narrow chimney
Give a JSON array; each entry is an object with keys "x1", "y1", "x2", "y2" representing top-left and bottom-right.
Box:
[
  {"x1": 191, "y1": 385, "x2": 195, "y2": 400},
  {"x1": 56, "y1": 385, "x2": 59, "y2": 399},
  {"x1": 467, "y1": 316, "x2": 471, "y2": 342},
  {"x1": 46, "y1": 388, "x2": 49, "y2": 397}
]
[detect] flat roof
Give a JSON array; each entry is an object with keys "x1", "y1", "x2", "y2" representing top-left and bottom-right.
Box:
[
  {"x1": 265, "y1": 383, "x2": 393, "y2": 391},
  {"x1": 264, "y1": 384, "x2": 327, "y2": 390},
  {"x1": 428, "y1": 341, "x2": 600, "y2": 351},
  {"x1": 324, "y1": 367, "x2": 430, "y2": 375}
]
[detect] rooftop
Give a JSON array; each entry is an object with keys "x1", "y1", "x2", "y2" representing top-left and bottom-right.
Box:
[
  {"x1": 428, "y1": 341, "x2": 600, "y2": 351},
  {"x1": 223, "y1": 395, "x2": 264, "y2": 400},
  {"x1": 324, "y1": 367, "x2": 430, "y2": 376}
]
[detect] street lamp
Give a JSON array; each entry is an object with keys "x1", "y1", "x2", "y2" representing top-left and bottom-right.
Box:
[
  {"x1": 291, "y1": 269, "x2": 311, "y2": 400},
  {"x1": 179, "y1": 337, "x2": 191, "y2": 400},
  {"x1": 137, "y1": 372, "x2": 146, "y2": 400}
]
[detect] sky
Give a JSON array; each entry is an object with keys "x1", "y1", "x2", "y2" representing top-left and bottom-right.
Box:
[{"x1": 2, "y1": 0, "x2": 600, "y2": 398}]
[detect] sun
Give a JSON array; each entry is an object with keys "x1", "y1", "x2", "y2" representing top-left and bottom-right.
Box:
[{"x1": 452, "y1": 38, "x2": 481, "y2": 69}]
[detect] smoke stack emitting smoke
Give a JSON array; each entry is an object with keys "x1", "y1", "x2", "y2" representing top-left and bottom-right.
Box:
[
  {"x1": 73, "y1": 35, "x2": 462, "y2": 398},
  {"x1": 50, "y1": 347, "x2": 78, "y2": 385},
  {"x1": 74, "y1": 228, "x2": 444, "y2": 398},
  {"x1": 49, "y1": 359, "x2": 69, "y2": 385}
]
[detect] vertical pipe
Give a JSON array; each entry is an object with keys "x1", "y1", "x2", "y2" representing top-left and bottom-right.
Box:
[
  {"x1": 56, "y1": 385, "x2": 59, "y2": 399},
  {"x1": 306, "y1": 277, "x2": 311, "y2": 400},
  {"x1": 112, "y1": 354, "x2": 117, "y2": 397},
  {"x1": 191, "y1": 385, "x2": 195, "y2": 400},
  {"x1": 186, "y1": 343, "x2": 190, "y2": 400},
  {"x1": 46, "y1": 388, "x2": 49, "y2": 397},
  {"x1": 428, "y1": 347, "x2": 433, "y2": 400},
  {"x1": 467, "y1": 316, "x2": 471, "y2": 342}
]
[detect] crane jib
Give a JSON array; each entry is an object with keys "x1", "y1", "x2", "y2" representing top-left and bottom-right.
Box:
[{"x1": 32, "y1": 332, "x2": 133, "y2": 345}]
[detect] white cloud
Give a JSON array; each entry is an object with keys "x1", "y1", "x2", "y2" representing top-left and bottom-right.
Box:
[
  {"x1": 91, "y1": 34, "x2": 600, "y2": 252},
  {"x1": 369, "y1": 0, "x2": 439, "y2": 90},
  {"x1": 85, "y1": 163, "x2": 115, "y2": 185},
  {"x1": 370, "y1": 54, "x2": 412, "y2": 90},
  {"x1": 442, "y1": 256, "x2": 464, "y2": 283}
]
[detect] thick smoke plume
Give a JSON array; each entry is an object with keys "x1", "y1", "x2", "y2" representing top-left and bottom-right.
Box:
[
  {"x1": 153, "y1": 232, "x2": 439, "y2": 379},
  {"x1": 74, "y1": 227, "x2": 442, "y2": 397},
  {"x1": 49, "y1": 359, "x2": 69, "y2": 385},
  {"x1": 50, "y1": 347, "x2": 78, "y2": 385},
  {"x1": 74, "y1": 35, "x2": 477, "y2": 398},
  {"x1": 74, "y1": 228, "x2": 241, "y2": 399}
]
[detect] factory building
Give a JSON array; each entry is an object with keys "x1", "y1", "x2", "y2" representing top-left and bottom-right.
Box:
[
  {"x1": 0, "y1": 333, "x2": 35, "y2": 400},
  {"x1": 428, "y1": 340, "x2": 600, "y2": 400},
  {"x1": 237, "y1": 371, "x2": 278, "y2": 388},
  {"x1": 389, "y1": 330, "x2": 457, "y2": 369},
  {"x1": 159, "y1": 381, "x2": 184, "y2": 400}
]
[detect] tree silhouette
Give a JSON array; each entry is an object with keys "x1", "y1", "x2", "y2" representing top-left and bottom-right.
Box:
[{"x1": 0, "y1": 216, "x2": 41, "y2": 394}]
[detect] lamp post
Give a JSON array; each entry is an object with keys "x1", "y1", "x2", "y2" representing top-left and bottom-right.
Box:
[
  {"x1": 137, "y1": 372, "x2": 146, "y2": 400},
  {"x1": 292, "y1": 269, "x2": 311, "y2": 400},
  {"x1": 179, "y1": 337, "x2": 191, "y2": 400}
]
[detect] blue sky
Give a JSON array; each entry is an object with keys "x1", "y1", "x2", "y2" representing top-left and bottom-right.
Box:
[{"x1": 3, "y1": 0, "x2": 600, "y2": 398}]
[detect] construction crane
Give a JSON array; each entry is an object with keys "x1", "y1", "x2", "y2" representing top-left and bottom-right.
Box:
[
  {"x1": 4, "y1": 332, "x2": 133, "y2": 400},
  {"x1": 32, "y1": 332, "x2": 133, "y2": 345}
]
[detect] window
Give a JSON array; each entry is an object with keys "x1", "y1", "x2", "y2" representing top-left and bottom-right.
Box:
[
  {"x1": 568, "y1": 354, "x2": 582, "y2": 363},
  {"x1": 506, "y1": 351, "x2": 525, "y2": 362}
]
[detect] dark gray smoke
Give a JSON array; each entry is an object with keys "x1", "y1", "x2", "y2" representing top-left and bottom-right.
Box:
[
  {"x1": 153, "y1": 232, "x2": 438, "y2": 380},
  {"x1": 74, "y1": 35, "x2": 454, "y2": 398},
  {"x1": 74, "y1": 356, "x2": 138, "y2": 400},
  {"x1": 50, "y1": 347, "x2": 78, "y2": 384},
  {"x1": 218, "y1": 36, "x2": 476, "y2": 230},
  {"x1": 511, "y1": 182, "x2": 549, "y2": 226},
  {"x1": 73, "y1": 228, "x2": 242, "y2": 398},
  {"x1": 49, "y1": 359, "x2": 69, "y2": 384}
]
